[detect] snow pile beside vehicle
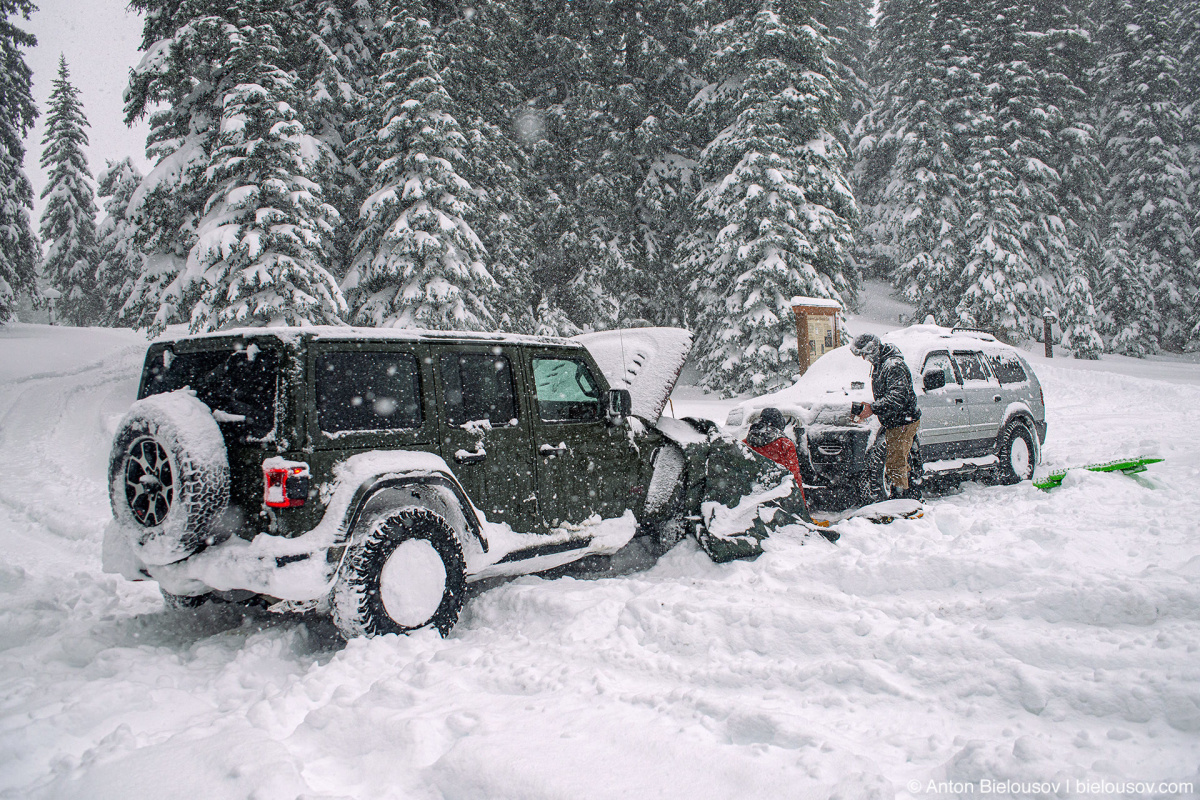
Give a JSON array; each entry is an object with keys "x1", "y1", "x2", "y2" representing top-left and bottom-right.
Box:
[{"x1": 2, "y1": 325, "x2": 1200, "y2": 798}]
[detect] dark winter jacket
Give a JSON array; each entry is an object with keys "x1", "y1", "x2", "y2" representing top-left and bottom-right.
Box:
[{"x1": 869, "y1": 343, "x2": 921, "y2": 430}]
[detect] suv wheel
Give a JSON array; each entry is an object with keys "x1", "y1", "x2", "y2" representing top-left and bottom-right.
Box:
[
  {"x1": 332, "y1": 508, "x2": 467, "y2": 639},
  {"x1": 997, "y1": 420, "x2": 1036, "y2": 484},
  {"x1": 108, "y1": 391, "x2": 231, "y2": 565}
]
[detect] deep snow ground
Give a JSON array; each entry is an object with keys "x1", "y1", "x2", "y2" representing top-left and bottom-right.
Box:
[{"x1": 1, "y1": 301, "x2": 1199, "y2": 799}]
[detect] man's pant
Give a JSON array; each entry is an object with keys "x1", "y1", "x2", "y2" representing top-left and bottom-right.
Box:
[{"x1": 883, "y1": 420, "x2": 920, "y2": 490}]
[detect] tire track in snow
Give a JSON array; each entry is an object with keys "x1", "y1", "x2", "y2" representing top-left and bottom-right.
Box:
[{"x1": 0, "y1": 345, "x2": 142, "y2": 545}]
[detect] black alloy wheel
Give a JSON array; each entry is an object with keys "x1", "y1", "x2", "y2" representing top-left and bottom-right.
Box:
[{"x1": 124, "y1": 436, "x2": 175, "y2": 527}]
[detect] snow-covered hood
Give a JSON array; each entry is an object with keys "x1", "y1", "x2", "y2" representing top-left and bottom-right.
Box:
[
  {"x1": 574, "y1": 328, "x2": 693, "y2": 421},
  {"x1": 726, "y1": 345, "x2": 873, "y2": 429}
]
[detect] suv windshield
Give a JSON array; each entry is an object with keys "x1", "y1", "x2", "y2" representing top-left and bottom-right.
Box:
[{"x1": 141, "y1": 345, "x2": 278, "y2": 438}]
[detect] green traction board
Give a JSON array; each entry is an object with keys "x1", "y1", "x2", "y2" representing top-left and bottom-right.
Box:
[{"x1": 1034, "y1": 457, "x2": 1164, "y2": 490}]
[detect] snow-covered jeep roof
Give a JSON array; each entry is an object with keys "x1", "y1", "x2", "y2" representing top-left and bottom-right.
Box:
[{"x1": 151, "y1": 325, "x2": 581, "y2": 349}]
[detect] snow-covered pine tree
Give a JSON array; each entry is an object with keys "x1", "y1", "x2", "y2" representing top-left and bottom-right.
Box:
[
  {"x1": 854, "y1": 0, "x2": 974, "y2": 322},
  {"x1": 1097, "y1": 227, "x2": 1157, "y2": 356},
  {"x1": 679, "y1": 2, "x2": 857, "y2": 395},
  {"x1": 1050, "y1": 0, "x2": 1105, "y2": 353},
  {"x1": 122, "y1": 3, "x2": 233, "y2": 332},
  {"x1": 124, "y1": 2, "x2": 346, "y2": 333},
  {"x1": 511, "y1": 0, "x2": 698, "y2": 332},
  {"x1": 1173, "y1": 0, "x2": 1200, "y2": 349},
  {"x1": 39, "y1": 55, "x2": 100, "y2": 326},
  {"x1": 94, "y1": 158, "x2": 145, "y2": 327},
  {"x1": 0, "y1": 0, "x2": 39, "y2": 321},
  {"x1": 186, "y1": 7, "x2": 346, "y2": 330},
  {"x1": 954, "y1": 0, "x2": 1071, "y2": 342},
  {"x1": 1059, "y1": 257, "x2": 1104, "y2": 359},
  {"x1": 345, "y1": 11, "x2": 496, "y2": 330},
  {"x1": 818, "y1": 0, "x2": 872, "y2": 142},
  {"x1": 440, "y1": 0, "x2": 540, "y2": 332},
  {"x1": 297, "y1": 0, "x2": 385, "y2": 279},
  {"x1": 1092, "y1": 0, "x2": 1193, "y2": 353}
]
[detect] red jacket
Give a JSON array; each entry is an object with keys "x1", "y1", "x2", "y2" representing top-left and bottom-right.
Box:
[{"x1": 746, "y1": 436, "x2": 807, "y2": 507}]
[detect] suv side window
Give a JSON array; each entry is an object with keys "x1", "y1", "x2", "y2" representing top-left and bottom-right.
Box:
[
  {"x1": 316, "y1": 351, "x2": 423, "y2": 432},
  {"x1": 440, "y1": 352, "x2": 518, "y2": 426},
  {"x1": 987, "y1": 352, "x2": 1028, "y2": 384},
  {"x1": 532, "y1": 357, "x2": 602, "y2": 422},
  {"x1": 921, "y1": 351, "x2": 960, "y2": 388},
  {"x1": 952, "y1": 351, "x2": 992, "y2": 383}
]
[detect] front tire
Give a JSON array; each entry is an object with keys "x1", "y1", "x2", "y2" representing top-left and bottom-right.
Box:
[
  {"x1": 996, "y1": 420, "x2": 1036, "y2": 484},
  {"x1": 332, "y1": 508, "x2": 467, "y2": 639}
]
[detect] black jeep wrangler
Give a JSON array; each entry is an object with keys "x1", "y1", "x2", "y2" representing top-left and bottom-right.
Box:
[{"x1": 103, "y1": 327, "x2": 817, "y2": 639}]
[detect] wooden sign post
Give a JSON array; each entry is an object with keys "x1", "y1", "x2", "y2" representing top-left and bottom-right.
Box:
[{"x1": 790, "y1": 296, "x2": 843, "y2": 376}]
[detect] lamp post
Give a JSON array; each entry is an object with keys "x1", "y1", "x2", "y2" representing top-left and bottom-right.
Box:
[{"x1": 1043, "y1": 308, "x2": 1056, "y2": 359}]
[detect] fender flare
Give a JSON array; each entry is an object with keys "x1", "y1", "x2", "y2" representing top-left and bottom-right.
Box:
[
  {"x1": 336, "y1": 473, "x2": 487, "y2": 552},
  {"x1": 997, "y1": 404, "x2": 1041, "y2": 461}
]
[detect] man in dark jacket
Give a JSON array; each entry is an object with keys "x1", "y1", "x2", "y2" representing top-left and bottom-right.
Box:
[{"x1": 850, "y1": 333, "x2": 921, "y2": 496}]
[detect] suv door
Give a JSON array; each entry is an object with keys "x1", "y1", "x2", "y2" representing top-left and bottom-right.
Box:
[
  {"x1": 528, "y1": 350, "x2": 638, "y2": 526},
  {"x1": 305, "y1": 340, "x2": 439, "y2": 529},
  {"x1": 951, "y1": 350, "x2": 1004, "y2": 451},
  {"x1": 917, "y1": 350, "x2": 970, "y2": 459},
  {"x1": 433, "y1": 345, "x2": 539, "y2": 531}
]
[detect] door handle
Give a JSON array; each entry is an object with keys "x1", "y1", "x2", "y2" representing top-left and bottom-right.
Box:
[
  {"x1": 454, "y1": 448, "x2": 486, "y2": 464},
  {"x1": 993, "y1": 395, "x2": 1002, "y2": 403},
  {"x1": 539, "y1": 443, "x2": 567, "y2": 456}
]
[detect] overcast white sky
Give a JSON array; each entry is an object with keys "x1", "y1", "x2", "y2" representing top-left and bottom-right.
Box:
[{"x1": 21, "y1": 0, "x2": 150, "y2": 221}]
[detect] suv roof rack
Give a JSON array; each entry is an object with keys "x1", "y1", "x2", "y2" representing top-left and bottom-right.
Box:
[{"x1": 950, "y1": 326, "x2": 997, "y2": 340}]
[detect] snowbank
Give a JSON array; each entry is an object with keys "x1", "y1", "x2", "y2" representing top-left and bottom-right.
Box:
[{"x1": 0, "y1": 318, "x2": 1198, "y2": 799}]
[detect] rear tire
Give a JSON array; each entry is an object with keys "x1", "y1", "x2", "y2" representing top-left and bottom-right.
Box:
[
  {"x1": 332, "y1": 508, "x2": 466, "y2": 639},
  {"x1": 997, "y1": 421, "x2": 1036, "y2": 484}
]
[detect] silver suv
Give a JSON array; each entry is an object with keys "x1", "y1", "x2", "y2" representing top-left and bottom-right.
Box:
[{"x1": 725, "y1": 325, "x2": 1047, "y2": 509}]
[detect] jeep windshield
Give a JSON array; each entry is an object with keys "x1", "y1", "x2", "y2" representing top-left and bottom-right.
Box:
[{"x1": 140, "y1": 343, "x2": 279, "y2": 438}]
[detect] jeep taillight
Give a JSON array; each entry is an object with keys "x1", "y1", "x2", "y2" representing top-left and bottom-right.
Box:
[{"x1": 263, "y1": 458, "x2": 310, "y2": 508}]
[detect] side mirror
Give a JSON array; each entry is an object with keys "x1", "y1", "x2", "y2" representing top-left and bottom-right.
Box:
[
  {"x1": 923, "y1": 370, "x2": 947, "y2": 392},
  {"x1": 606, "y1": 388, "x2": 632, "y2": 422}
]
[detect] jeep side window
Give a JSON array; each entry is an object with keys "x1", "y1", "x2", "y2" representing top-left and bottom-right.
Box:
[
  {"x1": 988, "y1": 352, "x2": 1028, "y2": 384},
  {"x1": 922, "y1": 351, "x2": 960, "y2": 387},
  {"x1": 317, "y1": 351, "x2": 422, "y2": 432},
  {"x1": 439, "y1": 352, "x2": 517, "y2": 426},
  {"x1": 952, "y1": 351, "x2": 991, "y2": 383},
  {"x1": 532, "y1": 357, "x2": 602, "y2": 422}
]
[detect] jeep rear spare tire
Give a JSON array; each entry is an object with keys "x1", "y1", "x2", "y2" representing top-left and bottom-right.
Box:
[
  {"x1": 108, "y1": 390, "x2": 230, "y2": 565},
  {"x1": 332, "y1": 508, "x2": 467, "y2": 639}
]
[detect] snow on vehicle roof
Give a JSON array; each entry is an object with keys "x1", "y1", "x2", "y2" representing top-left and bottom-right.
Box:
[{"x1": 152, "y1": 325, "x2": 579, "y2": 348}]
